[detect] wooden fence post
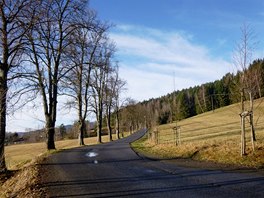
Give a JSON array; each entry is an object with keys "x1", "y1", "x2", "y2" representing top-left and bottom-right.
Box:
[
  {"x1": 173, "y1": 126, "x2": 181, "y2": 146},
  {"x1": 177, "y1": 127, "x2": 181, "y2": 145},
  {"x1": 241, "y1": 115, "x2": 246, "y2": 156},
  {"x1": 249, "y1": 91, "x2": 256, "y2": 142},
  {"x1": 241, "y1": 89, "x2": 246, "y2": 156},
  {"x1": 173, "y1": 127, "x2": 176, "y2": 146},
  {"x1": 249, "y1": 113, "x2": 255, "y2": 152},
  {"x1": 153, "y1": 129, "x2": 159, "y2": 145}
]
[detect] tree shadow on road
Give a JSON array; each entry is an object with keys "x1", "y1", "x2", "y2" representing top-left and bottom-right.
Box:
[{"x1": 40, "y1": 173, "x2": 264, "y2": 197}]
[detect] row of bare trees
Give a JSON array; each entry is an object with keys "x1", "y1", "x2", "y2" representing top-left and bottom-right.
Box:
[{"x1": 0, "y1": 0, "x2": 125, "y2": 173}]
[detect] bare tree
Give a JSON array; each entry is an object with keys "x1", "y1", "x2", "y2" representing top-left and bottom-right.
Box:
[
  {"x1": 91, "y1": 41, "x2": 114, "y2": 143},
  {"x1": 59, "y1": 123, "x2": 66, "y2": 139},
  {"x1": 24, "y1": 0, "x2": 89, "y2": 150},
  {"x1": 104, "y1": 64, "x2": 126, "y2": 141},
  {"x1": 104, "y1": 70, "x2": 115, "y2": 141},
  {"x1": 112, "y1": 66, "x2": 126, "y2": 139},
  {"x1": 0, "y1": 0, "x2": 33, "y2": 172},
  {"x1": 62, "y1": 15, "x2": 108, "y2": 146},
  {"x1": 233, "y1": 23, "x2": 257, "y2": 90},
  {"x1": 233, "y1": 23, "x2": 257, "y2": 155},
  {"x1": 120, "y1": 98, "x2": 138, "y2": 134}
]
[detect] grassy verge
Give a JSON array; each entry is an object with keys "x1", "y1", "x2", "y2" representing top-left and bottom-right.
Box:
[
  {"x1": 132, "y1": 134, "x2": 264, "y2": 168},
  {"x1": 132, "y1": 99, "x2": 264, "y2": 169}
]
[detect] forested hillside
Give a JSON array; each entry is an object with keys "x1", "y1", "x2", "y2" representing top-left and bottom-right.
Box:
[{"x1": 119, "y1": 59, "x2": 264, "y2": 131}]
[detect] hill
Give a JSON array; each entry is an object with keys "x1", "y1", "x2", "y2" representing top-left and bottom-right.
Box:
[
  {"x1": 132, "y1": 97, "x2": 264, "y2": 168},
  {"x1": 119, "y1": 59, "x2": 264, "y2": 133}
]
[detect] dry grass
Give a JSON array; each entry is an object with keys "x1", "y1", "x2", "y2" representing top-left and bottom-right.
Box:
[
  {"x1": 0, "y1": 165, "x2": 45, "y2": 197},
  {"x1": 132, "y1": 98, "x2": 264, "y2": 168},
  {"x1": 5, "y1": 132, "x2": 129, "y2": 170}
]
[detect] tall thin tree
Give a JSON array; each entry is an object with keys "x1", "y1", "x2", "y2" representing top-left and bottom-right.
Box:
[
  {"x1": 62, "y1": 17, "x2": 107, "y2": 145},
  {"x1": 91, "y1": 41, "x2": 114, "y2": 143},
  {"x1": 112, "y1": 66, "x2": 126, "y2": 139},
  {"x1": 0, "y1": 0, "x2": 33, "y2": 172},
  {"x1": 233, "y1": 23, "x2": 257, "y2": 155}
]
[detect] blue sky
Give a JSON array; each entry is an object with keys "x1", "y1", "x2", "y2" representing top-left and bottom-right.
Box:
[
  {"x1": 90, "y1": 0, "x2": 264, "y2": 101},
  {"x1": 7, "y1": 0, "x2": 264, "y2": 132}
]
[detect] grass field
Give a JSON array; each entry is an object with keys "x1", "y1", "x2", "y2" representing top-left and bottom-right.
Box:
[
  {"x1": 132, "y1": 98, "x2": 264, "y2": 168},
  {"x1": 5, "y1": 132, "x2": 129, "y2": 170}
]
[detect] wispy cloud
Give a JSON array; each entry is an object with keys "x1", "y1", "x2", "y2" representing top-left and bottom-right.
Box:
[{"x1": 112, "y1": 24, "x2": 231, "y2": 101}]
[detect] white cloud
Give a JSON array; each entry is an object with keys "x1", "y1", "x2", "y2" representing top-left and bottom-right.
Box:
[
  {"x1": 112, "y1": 24, "x2": 231, "y2": 101},
  {"x1": 120, "y1": 65, "x2": 199, "y2": 102}
]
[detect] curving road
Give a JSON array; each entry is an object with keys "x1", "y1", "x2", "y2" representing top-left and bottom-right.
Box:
[{"x1": 40, "y1": 129, "x2": 264, "y2": 197}]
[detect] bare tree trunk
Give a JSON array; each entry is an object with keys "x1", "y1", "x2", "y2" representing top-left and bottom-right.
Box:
[
  {"x1": 0, "y1": 0, "x2": 32, "y2": 171},
  {"x1": 77, "y1": 86, "x2": 85, "y2": 146},
  {"x1": 46, "y1": 116, "x2": 56, "y2": 150},
  {"x1": 106, "y1": 106, "x2": 112, "y2": 141},
  {"x1": 0, "y1": 12, "x2": 8, "y2": 171},
  {"x1": 0, "y1": 74, "x2": 7, "y2": 172},
  {"x1": 97, "y1": 118, "x2": 102, "y2": 143},
  {"x1": 241, "y1": 115, "x2": 246, "y2": 156},
  {"x1": 78, "y1": 120, "x2": 85, "y2": 146},
  {"x1": 249, "y1": 91, "x2": 256, "y2": 141},
  {"x1": 115, "y1": 111, "x2": 120, "y2": 139},
  {"x1": 249, "y1": 114, "x2": 255, "y2": 151},
  {"x1": 97, "y1": 100, "x2": 103, "y2": 143},
  {"x1": 240, "y1": 89, "x2": 246, "y2": 156},
  {"x1": 129, "y1": 124, "x2": 132, "y2": 135}
]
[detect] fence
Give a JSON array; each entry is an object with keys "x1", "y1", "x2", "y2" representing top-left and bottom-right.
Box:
[
  {"x1": 148, "y1": 126, "x2": 181, "y2": 145},
  {"x1": 147, "y1": 119, "x2": 264, "y2": 150}
]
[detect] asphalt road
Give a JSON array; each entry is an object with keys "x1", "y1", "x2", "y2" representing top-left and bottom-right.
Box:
[{"x1": 40, "y1": 129, "x2": 264, "y2": 197}]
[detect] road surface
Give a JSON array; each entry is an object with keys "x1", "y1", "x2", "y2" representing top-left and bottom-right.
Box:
[{"x1": 40, "y1": 129, "x2": 264, "y2": 197}]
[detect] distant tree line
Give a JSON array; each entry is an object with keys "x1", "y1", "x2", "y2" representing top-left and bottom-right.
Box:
[
  {"x1": 118, "y1": 59, "x2": 264, "y2": 129},
  {"x1": 4, "y1": 122, "x2": 98, "y2": 145}
]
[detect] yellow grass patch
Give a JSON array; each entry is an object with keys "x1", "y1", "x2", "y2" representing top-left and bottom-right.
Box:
[{"x1": 5, "y1": 132, "x2": 129, "y2": 170}]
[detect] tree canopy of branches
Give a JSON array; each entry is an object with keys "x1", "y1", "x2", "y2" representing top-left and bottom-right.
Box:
[
  {"x1": 105, "y1": 65, "x2": 126, "y2": 140},
  {"x1": 90, "y1": 41, "x2": 115, "y2": 143},
  {"x1": 62, "y1": 12, "x2": 110, "y2": 145},
  {"x1": 23, "y1": 0, "x2": 91, "y2": 149},
  {"x1": 0, "y1": 0, "x2": 124, "y2": 171}
]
